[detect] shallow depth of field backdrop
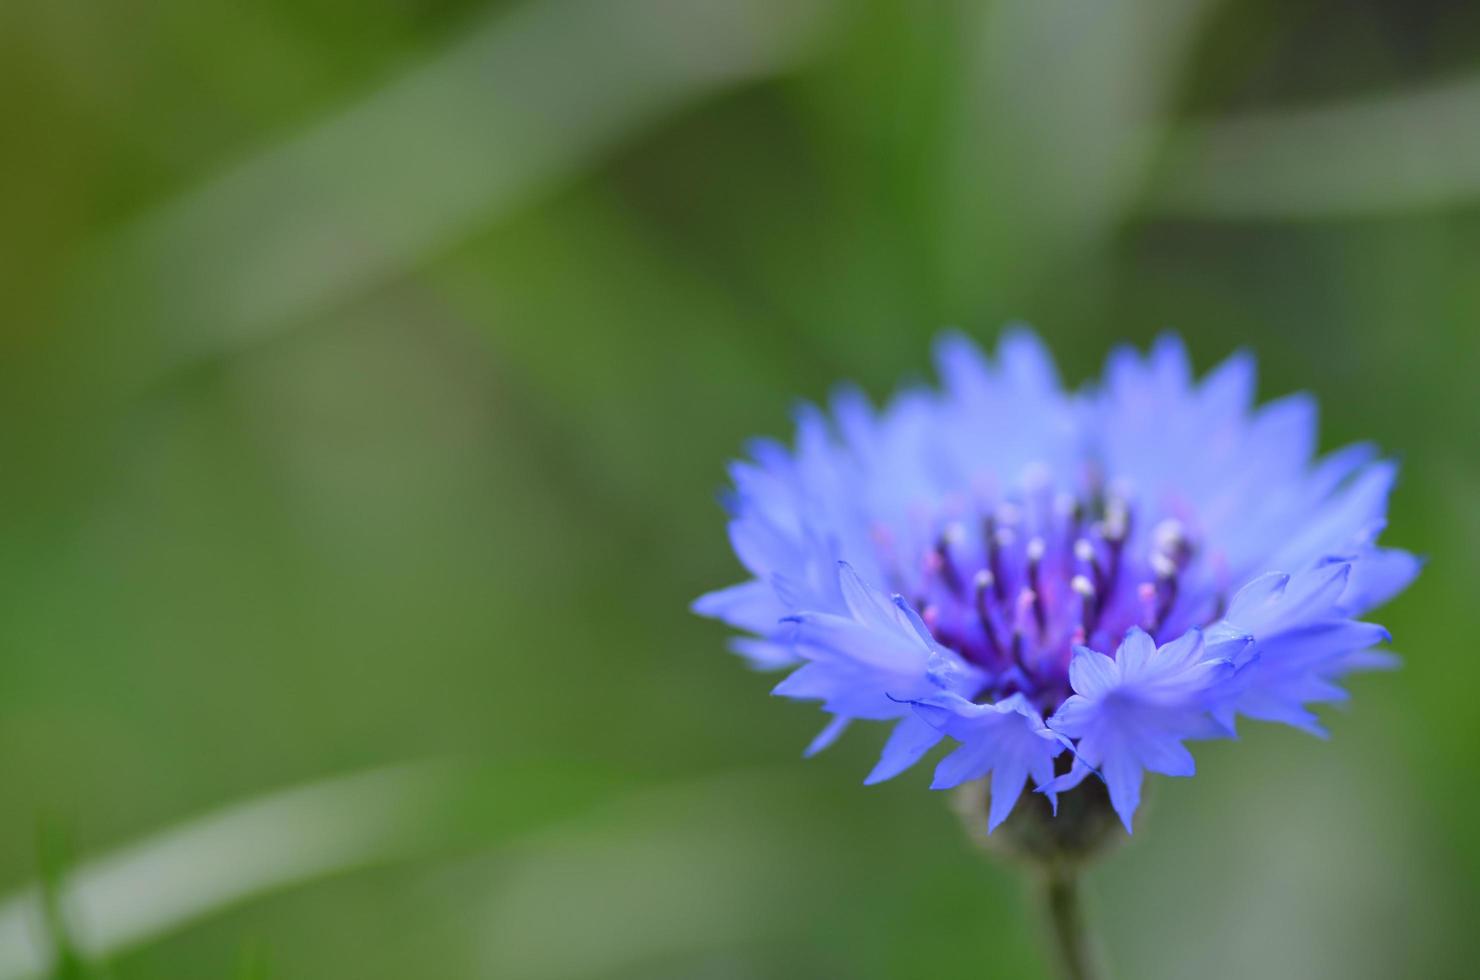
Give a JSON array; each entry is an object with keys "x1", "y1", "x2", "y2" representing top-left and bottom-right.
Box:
[{"x1": 1, "y1": 1, "x2": 1477, "y2": 978}]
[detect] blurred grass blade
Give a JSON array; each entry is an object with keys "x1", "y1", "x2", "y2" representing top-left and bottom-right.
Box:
[
  {"x1": 0, "y1": 764, "x2": 465, "y2": 980},
  {"x1": 233, "y1": 942, "x2": 271, "y2": 980},
  {"x1": 473, "y1": 769, "x2": 822, "y2": 980},
  {"x1": 34, "y1": 827, "x2": 101, "y2": 980},
  {"x1": 74, "y1": 0, "x2": 835, "y2": 382},
  {"x1": 942, "y1": 0, "x2": 1217, "y2": 306},
  {"x1": 1150, "y1": 74, "x2": 1480, "y2": 218}
]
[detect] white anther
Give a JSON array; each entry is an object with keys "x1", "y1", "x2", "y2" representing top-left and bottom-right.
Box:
[
  {"x1": 1153, "y1": 518, "x2": 1187, "y2": 552},
  {"x1": 1026, "y1": 537, "x2": 1046, "y2": 563}
]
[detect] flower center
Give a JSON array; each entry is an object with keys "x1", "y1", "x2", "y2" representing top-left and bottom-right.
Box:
[{"x1": 876, "y1": 485, "x2": 1225, "y2": 711}]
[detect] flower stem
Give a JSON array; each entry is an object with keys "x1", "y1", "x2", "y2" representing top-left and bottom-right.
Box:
[{"x1": 1040, "y1": 867, "x2": 1102, "y2": 980}]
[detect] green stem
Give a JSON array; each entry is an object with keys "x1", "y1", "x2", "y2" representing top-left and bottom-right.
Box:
[{"x1": 1041, "y1": 868, "x2": 1102, "y2": 980}]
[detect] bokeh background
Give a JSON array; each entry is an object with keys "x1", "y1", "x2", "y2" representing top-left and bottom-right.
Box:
[{"x1": 2, "y1": 0, "x2": 1478, "y2": 977}]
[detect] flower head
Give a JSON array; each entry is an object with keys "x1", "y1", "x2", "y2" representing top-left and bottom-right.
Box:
[{"x1": 694, "y1": 329, "x2": 1417, "y2": 832}]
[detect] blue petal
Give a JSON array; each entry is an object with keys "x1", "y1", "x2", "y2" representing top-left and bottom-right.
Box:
[
  {"x1": 987, "y1": 757, "x2": 1032, "y2": 831},
  {"x1": 996, "y1": 326, "x2": 1062, "y2": 397},
  {"x1": 1338, "y1": 548, "x2": 1422, "y2": 616},
  {"x1": 727, "y1": 637, "x2": 800, "y2": 671},
  {"x1": 837, "y1": 561, "x2": 901, "y2": 633},
  {"x1": 909, "y1": 691, "x2": 1063, "y2": 829},
  {"x1": 805, "y1": 715, "x2": 852, "y2": 757},
  {"x1": 1068, "y1": 646, "x2": 1120, "y2": 697},
  {"x1": 1115, "y1": 627, "x2": 1158, "y2": 678},
  {"x1": 1102, "y1": 752, "x2": 1143, "y2": 833},
  {"x1": 1149, "y1": 333, "x2": 1192, "y2": 396},
  {"x1": 933, "y1": 330, "x2": 994, "y2": 403},
  {"x1": 1198, "y1": 349, "x2": 1255, "y2": 419},
  {"x1": 865, "y1": 714, "x2": 944, "y2": 785},
  {"x1": 692, "y1": 580, "x2": 788, "y2": 634}
]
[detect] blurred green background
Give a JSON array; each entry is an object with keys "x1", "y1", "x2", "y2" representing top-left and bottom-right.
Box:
[{"x1": 2, "y1": 0, "x2": 1477, "y2": 977}]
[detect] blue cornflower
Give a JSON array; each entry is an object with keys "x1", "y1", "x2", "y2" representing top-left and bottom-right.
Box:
[{"x1": 694, "y1": 330, "x2": 1418, "y2": 832}]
